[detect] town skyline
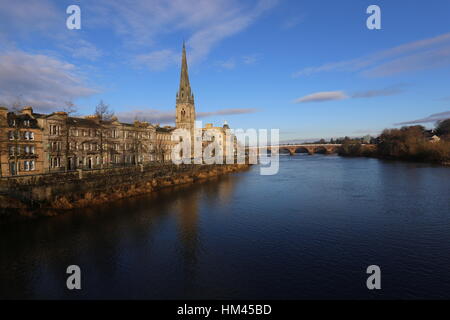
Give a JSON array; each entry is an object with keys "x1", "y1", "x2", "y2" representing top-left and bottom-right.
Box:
[{"x1": 1, "y1": 0, "x2": 450, "y2": 142}]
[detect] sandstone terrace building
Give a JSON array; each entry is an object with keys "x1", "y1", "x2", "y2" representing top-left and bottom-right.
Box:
[
  {"x1": 0, "y1": 43, "x2": 236, "y2": 177},
  {"x1": 0, "y1": 106, "x2": 176, "y2": 177}
]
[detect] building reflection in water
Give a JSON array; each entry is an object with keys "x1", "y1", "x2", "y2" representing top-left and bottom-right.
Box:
[
  {"x1": 172, "y1": 174, "x2": 239, "y2": 290},
  {"x1": 0, "y1": 172, "x2": 242, "y2": 299}
]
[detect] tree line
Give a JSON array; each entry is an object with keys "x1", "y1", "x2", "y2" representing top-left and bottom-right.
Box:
[{"x1": 338, "y1": 119, "x2": 450, "y2": 163}]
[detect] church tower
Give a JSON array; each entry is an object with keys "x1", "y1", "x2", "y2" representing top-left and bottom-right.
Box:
[{"x1": 176, "y1": 42, "x2": 195, "y2": 131}]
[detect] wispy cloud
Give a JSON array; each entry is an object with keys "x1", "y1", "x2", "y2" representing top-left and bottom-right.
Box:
[
  {"x1": 1, "y1": 1, "x2": 103, "y2": 63},
  {"x1": 214, "y1": 54, "x2": 260, "y2": 70},
  {"x1": 295, "y1": 91, "x2": 348, "y2": 103},
  {"x1": 216, "y1": 58, "x2": 237, "y2": 70},
  {"x1": 242, "y1": 54, "x2": 260, "y2": 65},
  {"x1": 351, "y1": 84, "x2": 406, "y2": 98},
  {"x1": 394, "y1": 111, "x2": 450, "y2": 126},
  {"x1": 0, "y1": 50, "x2": 99, "y2": 112},
  {"x1": 135, "y1": 50, "x2": 179, "y2": 71},
  {"x1": 293, "y1": 32, "x2": 450, "y2": 78},
  {"x1": 296, "y1": 85, "x2": 405, "y2": 103},
  {"x1": 59, "y1": 39, "x2": 103, "y2": 62},
  {"x1": 280, "y1": 14, "x2": 305, "y2": 30},
  {"x1": 92, "y1": 0, "x2": 277, "y2": 70},
  {"x1": 198, "y1": 108, "x2": 258, "y2": 117},
  {"x1": 2, "y1": 0, "x2": 276, "y2": 70},
  {"x1": 116, "y1": 107, "x2": 258, "y2": 124},
  {"x1": 0, "y1": 0, "x2": 60, "y2": 38}
]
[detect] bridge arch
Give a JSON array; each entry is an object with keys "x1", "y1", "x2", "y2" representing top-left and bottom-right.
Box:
[
  {"x1": 295, "y1": 147, "x2": 309, "y2": 154},
  {"x1": 314, "y1": 146, "x2": 328, "y2": 154}
]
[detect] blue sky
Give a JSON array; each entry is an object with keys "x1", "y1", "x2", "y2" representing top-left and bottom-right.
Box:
[{"x1": 1, "y1": 0, "x2": 449, "y2": 141}]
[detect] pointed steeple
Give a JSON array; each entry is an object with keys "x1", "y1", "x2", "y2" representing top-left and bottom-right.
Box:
[{"x1": 177, "y1": 41, "x2": 194, "y2": 104}]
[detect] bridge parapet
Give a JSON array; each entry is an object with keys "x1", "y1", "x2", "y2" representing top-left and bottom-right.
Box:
[{"x1": 249, "y1": 144, "x2": 343, "y2": 156}]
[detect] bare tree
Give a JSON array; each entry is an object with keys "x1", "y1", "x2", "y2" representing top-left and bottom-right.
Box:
[
  {"x1": 95, "y1": 100, "x2": 114, "y2": 121},
  {"x1": 94, "y1": 100, "x2": 115, "y2": 168},
  {"x1": 151, "y1": 132, "x2": 167, "y2": 163},
  {"x1": 62, "y1": 101, "x2": 78, "y2": 171}
]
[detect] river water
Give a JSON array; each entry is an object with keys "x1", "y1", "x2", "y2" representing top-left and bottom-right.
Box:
[{"x1": 1, "y1": 155, "x2": 449, "y2": 299}]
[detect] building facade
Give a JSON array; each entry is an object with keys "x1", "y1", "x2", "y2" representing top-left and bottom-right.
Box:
[{"x1": 0, "y1": 43, "x2": 233, "y2": 177}]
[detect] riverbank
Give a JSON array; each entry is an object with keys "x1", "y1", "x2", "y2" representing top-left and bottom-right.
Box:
[
  {"x1": 337, "y1": 141, "x2": 450, "y2": 166},
  {"x1": 0, "y1": 163, "x2": 250, "y2": 218}
]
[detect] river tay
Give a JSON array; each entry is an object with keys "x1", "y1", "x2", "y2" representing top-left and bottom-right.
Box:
[{"x1": 1, "y1": 155, "x2": 449, "y2": 299}]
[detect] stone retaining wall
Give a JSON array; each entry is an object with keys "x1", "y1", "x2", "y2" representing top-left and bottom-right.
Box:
[{"x1": 0, "y1": 163, "x2": 250, "y2": 216}]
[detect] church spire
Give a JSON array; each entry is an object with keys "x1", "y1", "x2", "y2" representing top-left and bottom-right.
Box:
[{"x1": 177, "y1": 42, "x2": 194, "y2": 104}]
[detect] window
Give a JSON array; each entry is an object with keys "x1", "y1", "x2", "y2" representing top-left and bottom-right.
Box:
[
  {"x1": 30, "y1": 132, "x2": 34, "y2": 140},
  {"x1": 24, "y1": 132, "x2": 30, "y2": 140},
  {"x1": 25, "y1": 146, "x2": 30, "y2": 154},
  {"x1": 30, "y1": 160, "x2": 35, "y2": 171},
  {"x1": 8, "y1": 131, "x2": 14, "y2": 140},
  {"x1": 51, "y1": 157, "x2": 61, "y2": 168},
  {"x1": 24, "y1": 120, "x2": 30, "y2": 127},
  {"x1": 50, "y1": 125, "x2": 61, "y2": 135},
  {"x1": 24, "y1": 161, "x2": 29, "y2": 171},
  {"x1": 9, "y1": 146, "x2": 14, "y2": 156},
  {"x1": 31, "y1": 146, "x2": 35, "y2": 154}
]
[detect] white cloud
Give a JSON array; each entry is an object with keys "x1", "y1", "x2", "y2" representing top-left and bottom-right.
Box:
[
  {"x1": 95, "y1": 0, "x2": 277, "y2": 69},
  {"x1": 216, "y1": 58, "x2": 237, "y2": 70},
  {"x1": 0, "y1": 0, "x2": 60, "y2": 38},
  {"x1": 295, "y1": 85, "x2": 405, "y2": 104},
  {"x1": 293, "y1": 32, "x2": 450, "y2": 78},
  {"x1": 59, "y1": 39, "x2": 103, "y2": 62},
  {"x1": 135, "y1": 50, "x2": 179, "y2": 71},
  {"x1": 295, "y1": 91, "x2": 348, "y2": 103},
  {"x1": 0, "y1": 51, "x2": 99, "y2": 112}
]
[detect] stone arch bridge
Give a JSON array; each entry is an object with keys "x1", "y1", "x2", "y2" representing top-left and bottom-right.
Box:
[{"x1": 249, "y1": 144, "x2": 342, "y2": 155}]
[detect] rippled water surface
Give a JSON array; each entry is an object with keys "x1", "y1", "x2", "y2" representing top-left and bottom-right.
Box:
[{"x1": 1, "y1": 155, "x2": 450, "y2": 299}]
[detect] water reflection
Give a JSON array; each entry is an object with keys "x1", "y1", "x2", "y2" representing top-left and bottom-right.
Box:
[
  {"x1": 0, "y1": 174, "x2": 241, "y2": 299},
  {"x1": 1, "y1": 157, "x2": 450, "y2": 299}
]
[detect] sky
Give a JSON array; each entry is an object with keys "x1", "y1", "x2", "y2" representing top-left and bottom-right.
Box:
[{"x1": 0, "y1": 0, "x2": 450, "y2": 141}]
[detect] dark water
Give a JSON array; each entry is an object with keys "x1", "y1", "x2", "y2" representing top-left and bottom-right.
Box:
[{"x1": 1, "y1": 155, "x2": 450, "y2": 299}]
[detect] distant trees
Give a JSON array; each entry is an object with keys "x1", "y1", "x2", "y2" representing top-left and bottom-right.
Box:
[
  {"x1": 338, "y1": 121, "x2": 450, "y2": 163},
  {"x1": 435, "y1": 119, "x2": 450, "y2": 139}
]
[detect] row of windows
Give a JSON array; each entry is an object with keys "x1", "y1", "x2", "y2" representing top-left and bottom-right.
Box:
[
  {"x1": 23, "y1": 160, "x2": 36, "y2": 171},
  {"x1": 8, "y1": 131, "x2": 35, "y2": 140},
  {"x1": 50, "y1": 155, "x2": 155, "y2": 169},
  {"x1": 58, "y1": 127, "x2": 154, "y2": 139},
  {"x1": 9, "y1": 160, "x2": 36, "y2": 172},
  {"x1": 8, "y1": 119, "x2": 31, "y2": 127},
  {"x1": 9, "y1": 145, "x2": 36, "y2": 156},
  {"x1": 64, "y1": 142, "x2": 145, "y2": 152}
]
